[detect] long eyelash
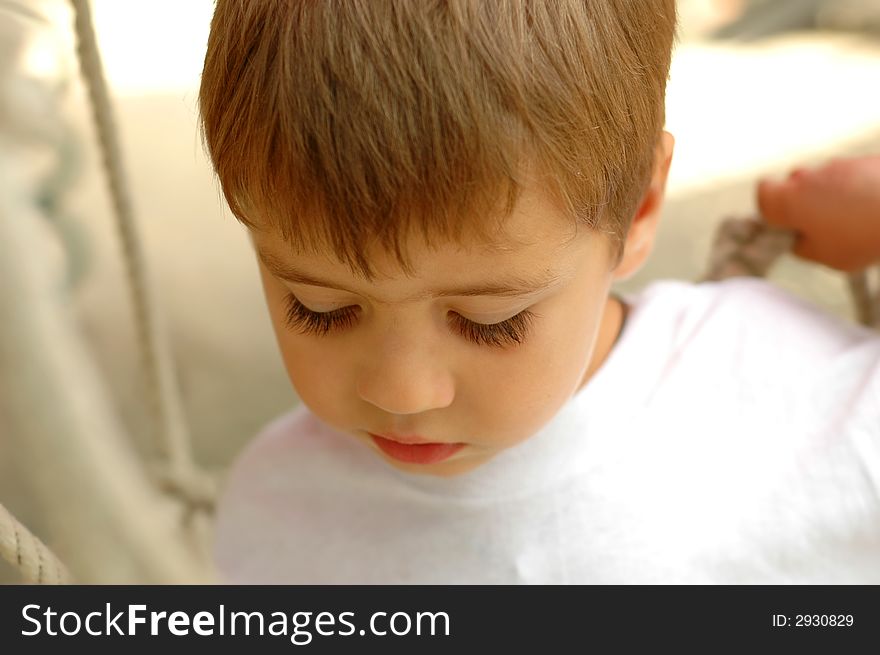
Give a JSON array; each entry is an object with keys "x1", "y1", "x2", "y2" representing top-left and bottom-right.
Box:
[
  {"x1": 449, "y1": 310, "x2": 535, "y2": 347},
  {"x1": 281, "y1": 292, "x2": 534, "y2": 347},
  {"x1": 282, "y1": 293, "x2": 358, "y2": 336}
]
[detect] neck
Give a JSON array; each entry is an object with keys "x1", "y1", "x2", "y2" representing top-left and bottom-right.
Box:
[{"x1": 576, "y1": 293, "x2": 627, "y2": 393}]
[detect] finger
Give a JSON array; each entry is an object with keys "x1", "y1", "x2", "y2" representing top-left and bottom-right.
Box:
[
  {"x1": 756, "y1": 177, "x2": 795, "y2": 228},
  {"x1": 790, "y1": 234, "x2": 819, "y2": 262},
  {"x1": 789, "y1": 233, "x2": 847, "y2": 270}
]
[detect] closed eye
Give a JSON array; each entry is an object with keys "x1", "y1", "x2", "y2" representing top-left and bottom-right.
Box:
[{"x1": 281, "y1": 293, "x2": 534, "y2": 348}]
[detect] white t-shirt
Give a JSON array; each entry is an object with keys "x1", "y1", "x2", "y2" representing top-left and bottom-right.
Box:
[{"x1": 213, "y1": 278, "x2": 880, "y2": 583}]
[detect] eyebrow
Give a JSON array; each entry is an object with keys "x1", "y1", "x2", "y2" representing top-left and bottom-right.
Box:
[{"x1": 256, "y1": 250, "x2": 561, "y2": 301}]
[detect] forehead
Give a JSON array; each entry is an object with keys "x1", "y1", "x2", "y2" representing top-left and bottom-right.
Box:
[
  {"x1": 253, "y1": 182, "x2": 586, "y2": 280},
  {"x1": 252, "y1": 212, "x2": 609, "y2": 307}
]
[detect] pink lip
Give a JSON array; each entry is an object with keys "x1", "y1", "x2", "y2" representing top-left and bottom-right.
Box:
[
  {"x1": 369, "y1": 432, "x2": 436, "y2": 445},
  {"x1": 368, "y1": 433, "x2": 465, "y2": 465}
]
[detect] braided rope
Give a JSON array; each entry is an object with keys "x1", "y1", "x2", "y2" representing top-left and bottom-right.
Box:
[
  {"x1": 702, "y1": 216, "x2": 879, "y2": 329},
  {"x1": 847, "y1": 271, "x2": 878, "y2": 327},
  {"x1": 0, "y1": 502, "x2": 72, "y2": 585},
  {"x1": 69, "y1": 0, "x2": 216, "y2": 509}
]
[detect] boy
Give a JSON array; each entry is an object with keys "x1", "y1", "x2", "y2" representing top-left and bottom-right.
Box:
[{"x1": 199, "y1": 1, "x2": 880, "y2": 583}]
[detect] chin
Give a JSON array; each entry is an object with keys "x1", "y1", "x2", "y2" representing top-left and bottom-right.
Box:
[{"x1": 385, "y1": 451, "x2": 492, "y2": 478}]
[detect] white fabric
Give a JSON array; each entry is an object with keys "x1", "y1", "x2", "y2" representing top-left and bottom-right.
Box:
[{"x1": 213, "y1": 278, "x2": 880, "y2": 583}]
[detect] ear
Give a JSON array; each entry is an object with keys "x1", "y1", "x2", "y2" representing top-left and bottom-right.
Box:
[{"x1": 612, "y1": 131, "x2": 675, "y2": 281}]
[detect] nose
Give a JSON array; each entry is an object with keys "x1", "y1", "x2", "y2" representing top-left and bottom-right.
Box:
[{"x1": 356, "y1": 340, "x2": 455, "y2": 416}]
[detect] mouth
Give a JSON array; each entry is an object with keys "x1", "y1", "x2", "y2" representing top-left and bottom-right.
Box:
[{"x1": 368, "y1": 433, "x2": 465, "y2": 465}]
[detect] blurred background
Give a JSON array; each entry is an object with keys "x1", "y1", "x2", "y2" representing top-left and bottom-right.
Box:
[{"x1": 2, "y1": 0, "x2": 880, "y2": 583}]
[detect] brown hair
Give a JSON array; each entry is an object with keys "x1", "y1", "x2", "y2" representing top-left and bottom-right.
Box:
[{"x1": 199, "y1": 0, "x2": 677, "y2": 279}]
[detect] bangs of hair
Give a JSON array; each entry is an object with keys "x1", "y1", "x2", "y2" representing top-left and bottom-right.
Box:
[{"x1": 199, "y1": 0, "x2": 677, "y2": 279}]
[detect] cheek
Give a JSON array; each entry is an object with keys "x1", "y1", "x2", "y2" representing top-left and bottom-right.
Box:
[
  {"x1": 260, "y1": 270, "x2": 350, "y2": 415},
  {"x1": 277, "y1": 335, "x2": 326, "y2": 391},
  {"x1": 274, "y1": 324, "x2": 367, "y2": 430},
  {"x1": 464, "y1": 299, "x2": 599, "y2": 442}
]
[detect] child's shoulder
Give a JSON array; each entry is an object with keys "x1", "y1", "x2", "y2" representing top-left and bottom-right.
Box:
[
  {"x1": 627, "y1": 276, "x2": 878, "y2": 360},
  {"x1": 606, "y1": 277, "x2": 880, "y2": 416},
  {"x1": 217, "y1": 404, "x2": 354, "y2": 504},
  {"x1": 231, "y1": 404, "x2": 320, "y2": 465}
]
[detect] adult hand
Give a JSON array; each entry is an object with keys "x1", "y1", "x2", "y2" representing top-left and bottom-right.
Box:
[{"x1": 756, "y1": 155, "x2": 880, "y2": 273}]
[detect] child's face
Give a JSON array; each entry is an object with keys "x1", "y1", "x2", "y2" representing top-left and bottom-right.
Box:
[{"x1": 249, "y1": 178, "x2": 627, "y2": 478}]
